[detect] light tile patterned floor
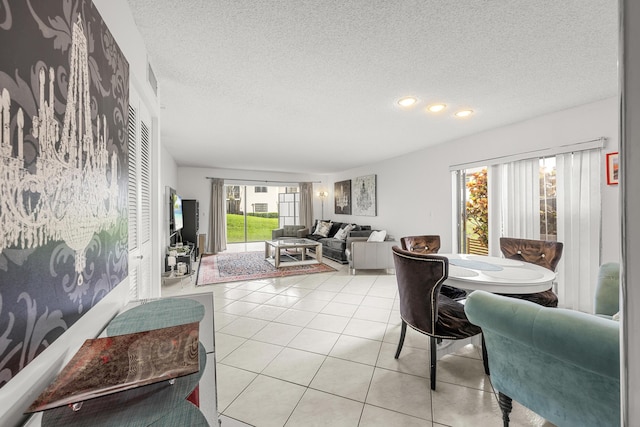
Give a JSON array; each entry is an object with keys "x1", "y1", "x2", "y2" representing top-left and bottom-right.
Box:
[{"x1": 163, "y1": 243, "x2": 556, "y2": 427}]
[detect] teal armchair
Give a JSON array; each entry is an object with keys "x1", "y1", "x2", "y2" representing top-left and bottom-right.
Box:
[
  {"x1": 594, "y1": 262, "x2": 620, "y2": 319},
  {"x1": 465, "y1": 290, "x2": 620, "y2": 427}
]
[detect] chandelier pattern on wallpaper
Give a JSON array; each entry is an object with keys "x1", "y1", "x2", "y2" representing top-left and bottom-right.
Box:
[
  {"x1": 0, "y1": 17, "x2": 119, "y2": 285},
  {"x1": 356, "y1": 181, "x2": 372, "y2": 211}
]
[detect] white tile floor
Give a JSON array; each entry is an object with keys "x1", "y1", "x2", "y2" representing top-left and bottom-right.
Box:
[{"x1": 163, "y1": 243, "x2": 556, "y2": 427}]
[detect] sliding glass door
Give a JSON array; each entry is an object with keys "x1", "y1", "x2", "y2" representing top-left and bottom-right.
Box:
[
  {"x1": 225, "y1": 185, "x2": 299, "y2": 243},
  {"x1": 455, "y1": 166, "x2": 489, "y2": 255},
  {"x1": 453, "y1": 149, "x2": 603, "y2": 312}
]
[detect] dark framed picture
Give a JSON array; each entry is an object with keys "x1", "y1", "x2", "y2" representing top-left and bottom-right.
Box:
[
  {"x1": 606, "y1": 152, "x2": 619, "y2": 185},
  {"x1": 334, "y1": 180, "x2": 352, "y2": 215}
]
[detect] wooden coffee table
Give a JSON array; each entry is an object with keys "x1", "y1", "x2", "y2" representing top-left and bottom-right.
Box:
[{"x1": 265, "y1": 238, "x2": 323, "y2": 268}]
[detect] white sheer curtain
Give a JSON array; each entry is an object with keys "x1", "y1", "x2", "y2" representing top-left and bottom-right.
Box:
[
  {"x1": 487, "y1": 159, "x2": 540, "y2": 256},
  {"x1": 491, "y1": 157, "x2": 568, "y2": 302},
  {"x1": 555, "y1": 149, "x2": 601, "y2": 312},
  {"x1": 208, "y1": 178, "x2": 227, "y2": 254},
  {"x1": 299, "y1": 182, "x2": 313, "y2": 229},
  {"x1": 500, "y1": 158, "x2": 541, "y2": 239}
]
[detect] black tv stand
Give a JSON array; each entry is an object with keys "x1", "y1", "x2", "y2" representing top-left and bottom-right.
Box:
[{"x1": 165, "y1": 243, "x2": 195, "y2": 275}]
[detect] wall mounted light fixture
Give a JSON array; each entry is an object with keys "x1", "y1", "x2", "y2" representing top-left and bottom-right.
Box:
[{"x1": 318, "y1": 191, "x2": 328, "y2": 218}]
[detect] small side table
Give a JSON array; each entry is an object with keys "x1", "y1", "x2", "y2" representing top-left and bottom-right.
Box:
[{"x1": 41, "y1": 299, "x2": 209, "y2": 427}]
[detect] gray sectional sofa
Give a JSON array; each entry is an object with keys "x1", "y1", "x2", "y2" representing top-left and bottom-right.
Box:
[{"x1": 304, "y1": 220, "x2": 371, "y2": 263}]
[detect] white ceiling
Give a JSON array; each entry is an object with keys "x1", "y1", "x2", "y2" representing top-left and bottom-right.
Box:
[{"x1": 126, "y1": 0, "x2": 618, "y2": 174}]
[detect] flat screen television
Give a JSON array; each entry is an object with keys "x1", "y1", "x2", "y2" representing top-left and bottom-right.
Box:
[{"x1": 173, "y1": 194, "x2": 184, "y2": 231}]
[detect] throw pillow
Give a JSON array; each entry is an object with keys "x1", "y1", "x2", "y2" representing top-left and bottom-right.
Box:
[
  {"x1": 343, "y1": 223, "x2": 356, "y2": 238},
  {"x1": 344, "y1": 223, "x2": 356, "y2": 237},
  {"x1": 313, "y1": 220, "x2": 332, "y2": 237},
  {"x1": 333, "y1": 227, "x2": 347, "y2": 240},
  {"x1": 367, "y1": 230, "x2": 387, "y2": 242},
  {"x1": 333, "y1": 224, "x2": 355, "y2": 240}
]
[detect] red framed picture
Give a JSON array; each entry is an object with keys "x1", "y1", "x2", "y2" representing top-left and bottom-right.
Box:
[{"x1": 606, "y1": 152, "x2": 619, "y2": 185}]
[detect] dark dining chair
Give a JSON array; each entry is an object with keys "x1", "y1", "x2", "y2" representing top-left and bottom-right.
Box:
[
  {"x1": 400, "y1": 235, "x2": 467, "y2": 300},
  {"x1": 400, "y1": 235, "x2": 441, "y2": 254},
  {"x1": 498, "y1": 237, "x2": 564, "y2": 307},
  {"x1": 392, "y1": 246, "x2": 484, "y2": 390}
]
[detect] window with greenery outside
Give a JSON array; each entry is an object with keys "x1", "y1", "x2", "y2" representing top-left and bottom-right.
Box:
[
  {"x1": 465, "y1": 169, "x2": 488, "y2": 251},
  {"x1": 540, "y1": 158, "x2": 557, "y2": 241}
]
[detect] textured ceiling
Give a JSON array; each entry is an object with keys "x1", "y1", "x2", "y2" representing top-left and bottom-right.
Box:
[{"x1": 126, "y1": 0, "x2": 618, "y2": 174}]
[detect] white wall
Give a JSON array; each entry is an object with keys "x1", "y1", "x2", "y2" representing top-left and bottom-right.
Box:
[
  {"x1": 326, "y1": 97, "x2": 620, "y2": 261},
  {"x1": 161, "y1": 145, "x2": 179, "y2": 188},
  {"x1": 161, "y1": 145, "x2": 179, "y2": 249}
]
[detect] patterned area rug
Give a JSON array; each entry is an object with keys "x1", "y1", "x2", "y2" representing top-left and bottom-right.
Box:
[{"x1": 196, "y1": 251, "x2": 336, "y2": 286}]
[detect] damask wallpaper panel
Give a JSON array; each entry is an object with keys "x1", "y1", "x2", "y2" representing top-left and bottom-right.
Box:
[{"x1": 0, "y1": 0, "x2": 129, "y2": 388}]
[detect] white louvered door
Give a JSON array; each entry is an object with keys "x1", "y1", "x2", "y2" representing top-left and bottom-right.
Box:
[{"x1": 127, "y1": 87, "x2": 152, "y2": 301}]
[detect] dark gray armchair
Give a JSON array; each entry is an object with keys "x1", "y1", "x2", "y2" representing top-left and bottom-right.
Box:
[{"x1": 271, "y1": 225, "x2": 309, "y2": 240}]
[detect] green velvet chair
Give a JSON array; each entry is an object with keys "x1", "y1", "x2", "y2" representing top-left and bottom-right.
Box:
[
  {"x1": 465, "y1": 290, "x2": 620, "y2": 427},
  {"x1": 594, "y1": 262, "x2": 620, "y2": 319}
]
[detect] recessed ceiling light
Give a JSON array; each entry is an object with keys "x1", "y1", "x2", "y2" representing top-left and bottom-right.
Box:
[
  {"x1": 455, "y1": 109, "x2": 474, "y2": 118},
  {"x1": 427, "y1": 103, "x2": 446, "y2": 113},
  {"x1": 397, "y1": 97, "x2": 418, "y2": 107}
]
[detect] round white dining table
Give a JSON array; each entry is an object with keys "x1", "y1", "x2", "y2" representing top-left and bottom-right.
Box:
[{"x1": 440, "y1": 253, "x2": 556, "y2": 294}]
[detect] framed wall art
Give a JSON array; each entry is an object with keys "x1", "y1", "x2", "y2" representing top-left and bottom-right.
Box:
[
  {"x1": 334, "y1": 180, "x2": 352, "y2": 215},
  {"x1": 0, "y1": 0, "x2": 129, "y2": 388},
  {"x1": 353, "y1": 174, "x2": 377, "y2": 216},
  {"x1": 606, "y1": 152, "x2": 619, "y2": 185}
]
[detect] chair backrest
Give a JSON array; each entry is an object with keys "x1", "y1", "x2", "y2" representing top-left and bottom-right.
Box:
[
  {"x1": 283, "y1": 225, "x2": 305, "y2": 235},
  {"x1": 400, "y1": 235, "x2": 441, "y2": 254},
  {"x1": 499, "y1": 237, "x2": 563, "y2": 271},
  {"x1": 594, "y1": 262, "x2": 620, "y2": 316},
  {"x1": 392, "y1": 246, "x2": 448, "y2": 335}
]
